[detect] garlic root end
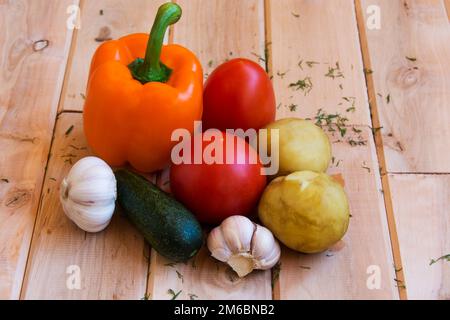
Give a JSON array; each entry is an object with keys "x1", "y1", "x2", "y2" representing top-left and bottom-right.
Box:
[{"x1": 227, "y1": 253, "x2": 255, "y2": 278}]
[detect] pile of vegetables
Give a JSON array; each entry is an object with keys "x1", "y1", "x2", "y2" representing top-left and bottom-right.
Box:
[{"x1": 60, "y1": 2, "x2": 350, "y2": 278}]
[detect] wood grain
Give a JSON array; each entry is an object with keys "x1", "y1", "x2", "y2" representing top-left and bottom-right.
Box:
[
  {"x1": 444, "y1": 0, "x2": 450, "y2": 20},
  {"x1": 389, "y1": 174, "x2": 449, "y2": 299},
  {"x1": 174, "y1": 0, "x2": 266, "y2": 71},
  {"x1": 360, "y1": 0, "x2": 450, "y2": 172},
  {"x1": 146, "y1": 0, "x2": 272, "y2": 300},
  {"x1": 354, "y1": 0, "x2": 408, "y2": 299},
  {"x1": 267, "y1": 0, "x2": 397, "y2": 299},
  {"x1": 59, "y1": 0, "x2": 164, "y2": 112},
  {"x1": 21, "y1": 113, "x2": 148, "y2": 299},
  {"x1": 268, "y1": 0, "x2": 372, "y2": 125},
  {"x1": 0, "y1": 0, "x2": 77, "y2": 299},
  {"x1": 274, "y1": 127, "x2": 398, "y2": 299}
]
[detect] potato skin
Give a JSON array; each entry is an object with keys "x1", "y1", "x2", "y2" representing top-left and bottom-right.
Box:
[
  {"x1": 265, "y1": 118, "x2": 331, "y2": 175},
  {"x1": 258, "y1": 171, "x2": 350, "y2": 253}
]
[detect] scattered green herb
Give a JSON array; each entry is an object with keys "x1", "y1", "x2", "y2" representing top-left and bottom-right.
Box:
[
  {"x1": 65, "y1": 125, "x2": 74, "y2": 137},
  {"x1": 141, "y1": 293, "x2": 150, "y2": 300},
  {"x1": 188, "y1": 293, "x2": 199, "y2": 300},
  {"x1": 338, "y1": 126, "x2": 347, "y2": 137},
  {"x1": 342, "y1": 96, "x2": 356, "y2": 104},
  {"x1": 306, "y1": 61, "x2": 319, "y2": 68},
  {"x1": 371, "y1": 126, "x2": 383, "y2": 134},
  {"x1": 352, "y1": 127, "x2": 362, "y2": 133},
  {"x1": 394, "y1": 278, "x2": 406, "y2": 289},
  {"x1": 277, "y1": 70, "x2": 288, "y2": 78},
  {"x1": 346, "y1": 106, "x2": 356, "y2": 113},
  {"x1": 271, "y1": 262, "x2": 281, "y2": 289},
  {"x1": 277, "y1": 103, "x2": 282, "y2": 110},
  {"x1": 251, "y1": 52, "x2": 265, "y2": 63},
  {"x1": 167, "y1": 289, "x2": 182, "y2": 300},
  {"x1": 289, "y1": 77, "x2": 313, "y2": 95},
  {"x1": 80, "y1": 93, "x2": 86, "y2": 100},
  {"x1": 288, "y1": 104, "x2": 298, "y2": 112},
  {"x1": 176, "y1": 270, "x2": 184, "y2": 283},
  {"x1": 325, "y1": 62, "x2": 344, "y2": 79},
  {"x1": 348, "y1": 138, "x2": 367, "y2": 147},
  {"x1": 429, "y1": 254, "x2": 450, "y2": 265},
  {"x1": 314, "y1": 109, "x2": 348, "y2": 138},
  {"x1": 405, "y1": 56, "x2": 417, "y2": 62},
  {"x1": 298, "y1": 60, "x2": 303, "y2": 70},
  {"x1": 208, "y1": 60, "x2": 213, "y2": 68},
  {"x1": 394, "y1": 266, "x2": 403, "y2": 273},
  {"x1": 299, "y1": 266, "x2": 311, "y2": 270},
  {"x1": 361, "y1": 162, "x2": 371, "y2": 173}
]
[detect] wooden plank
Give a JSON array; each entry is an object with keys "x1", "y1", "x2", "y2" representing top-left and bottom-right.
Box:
[
  {"x1": 146, "y1": 0, "x2": 272, "y2": 300},
  {"x1": 268, "y1": 0, "x2": 398, "y2": 299},
  {"x1": 444, "y1": 0, "x2": 450, "y2": 20},
  {"x1": 60, "y1": 0, "x2": 163, "y2": 112},
  {"x1": 389, "y1": 174, "x2": 449, "y2": 299},
  {"x1": 268, "y1": 0, "x2": 372, "y2": 125},
  {"x1": 274, "y1": 127, "x2": 398, "y2": 299},
  {"x1": 0, "y1": 0, "x2": 77, "y2": 299},
  {"x1": 21, "y1": 113, "x2": 148, "y2": 299},
  {"x1": 354, "y1": 0, "x2": 408, "y2": 299},
  {"x1": 360, "y1": 0, "x2": 450, "y2": 172}
]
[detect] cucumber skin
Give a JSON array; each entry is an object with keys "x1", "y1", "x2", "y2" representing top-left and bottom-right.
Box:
[{"x1": 115, "y1": 169, "x2": 203, "y2": 262}]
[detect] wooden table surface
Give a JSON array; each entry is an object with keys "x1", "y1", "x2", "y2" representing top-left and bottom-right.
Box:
[{"x1": 0, "y1": 0, "x2": 449, "y2": 300}]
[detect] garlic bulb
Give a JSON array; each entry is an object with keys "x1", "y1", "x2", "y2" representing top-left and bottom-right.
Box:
[
  {"x1": 60, "y1": 156, "x2": 117, "y2": 232},
  {"x1": 207, "y1": 215, "x2": 281, "y2": 277}
]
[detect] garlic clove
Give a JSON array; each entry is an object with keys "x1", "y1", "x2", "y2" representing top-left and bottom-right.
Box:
[
  {"x1": 220, "y1": 215, "x2": 254, "y2": 253},
  {"x1": 207, "y1": 227, "x2": 233, "y2": 262},
  {"x1": 251, "y1": 225, "x2": 281, "y2": 270}
]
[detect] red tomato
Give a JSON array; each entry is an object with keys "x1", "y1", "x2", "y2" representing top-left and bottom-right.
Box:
[
  {"x1": 170, "y1": 131, "x2": 266, "y2": 225},
  {"x1": 203, "y1": 58, "x2": 276, "y2": 131}
]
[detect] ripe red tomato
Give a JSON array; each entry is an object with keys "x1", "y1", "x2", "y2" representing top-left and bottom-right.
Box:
[
  {"x1": 170, "y1": 131, "x2": 266, "y2": 225},
  {"x1": 203, "y1": 58, "x2": 276, "y2": 131}
]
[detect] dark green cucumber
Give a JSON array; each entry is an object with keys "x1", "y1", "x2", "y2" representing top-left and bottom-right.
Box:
[{"x1": 115, "y1": 169, "x2": 203, "y2": 262}]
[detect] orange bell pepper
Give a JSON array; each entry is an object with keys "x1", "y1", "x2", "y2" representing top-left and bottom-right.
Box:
[{"x1": 83, "y1": 3, "x2": 202, "y2": 172}]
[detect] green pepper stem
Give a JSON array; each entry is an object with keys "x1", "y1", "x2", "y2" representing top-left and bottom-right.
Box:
[{"x1": 128, "y1": 3, "x2": 182, "y2": 84}]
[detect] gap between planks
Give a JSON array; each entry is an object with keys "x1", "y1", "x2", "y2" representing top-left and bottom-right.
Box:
[
  {"x1": 58, "y1": 0, "x2": 86, "y2": 113},
  {"x1": 354, "y1": 0, "x2": 407, "y2": 300},
  {"x1": 445, "y1": 0, "x2": 450, "y2": 20}
]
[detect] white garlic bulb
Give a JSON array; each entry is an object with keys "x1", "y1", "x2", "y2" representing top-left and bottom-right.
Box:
[
  {"x1": 207, "y1": 215, "x2": 281, "y2": 277},
  {"x1": 60, "y1": 156, "x2": 117, "y2": 232}
]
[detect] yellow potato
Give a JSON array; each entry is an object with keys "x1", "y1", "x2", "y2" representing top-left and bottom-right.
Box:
[
  {"x1": 265, "y1": 118, "x2": 331, "y2": 175},
  {"x1": 258, "y1": 171, "x2": 350, "y2": 253}
]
